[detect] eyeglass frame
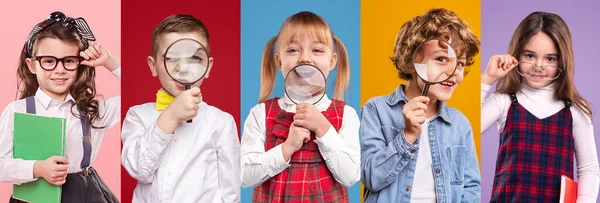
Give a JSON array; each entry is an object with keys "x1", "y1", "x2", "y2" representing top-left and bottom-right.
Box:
[{"x1": 32, "y1": 55, "x2": 84, "y2": 71}]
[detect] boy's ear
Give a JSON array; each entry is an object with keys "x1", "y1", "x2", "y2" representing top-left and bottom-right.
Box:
[
  {"x1": 26, "y1": 58, "x2": 36, "y2": 74},
  {"x1": 204, "y1": 57, "x2": 214, "y2": 79},
  {"x1": 147, "y1": 56, "x2": 158, "y2": 77}
]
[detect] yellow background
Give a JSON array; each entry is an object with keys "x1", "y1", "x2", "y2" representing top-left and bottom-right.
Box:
[{"x1": 360, "y1": 0, "x2": 481, "y2": 200}]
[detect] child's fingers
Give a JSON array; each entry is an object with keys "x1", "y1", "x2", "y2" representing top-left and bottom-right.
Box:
[
  {"x1": 55, "y1": 164, "x2": 69, "y2": 171},
  {"x1": 187, "y1": 87, "x2": 201, "y2": 96},
  {"x1": 80, "y1": 51, "x2": 91, "y2": 60},
  {"x1": 89, "y1": 45, "x2": 100, "y2": 58},
  {"x1": 192, "y1": 97, "x2": 201, "y2": 104},
  {"x1": 505, "y1": 55, "x2": 513, "y2": 70},
  {"x1": 92, "y1": 44, "x2": 102, "y2": 56},
  {"x1": 296, "y1": 103, "x2": 308, "y2": 111},
  {"x1": 51, "y1": 156, "x2": 69, "y2": 164},
  {"x1": 292, "y1": 119, "x2": 305, "y2": 127},
  {"x1": 84, "y1": 49, "x2": 97, "y2": 59}
]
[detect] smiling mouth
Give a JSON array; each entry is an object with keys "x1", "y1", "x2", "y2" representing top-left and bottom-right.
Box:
[
  {"x1": 440, "y1": 80, "x2": 454, "y2": 87},
  {"x1": 294, "y1": 67, "x2": 317, "y2": 78},
  {"x1": 51, "y1": 78, "x2": 68, "y2": 82}
]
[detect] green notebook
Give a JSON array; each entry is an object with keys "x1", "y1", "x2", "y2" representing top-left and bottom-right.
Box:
[{"x1": 12, "y1": 112, "x2": 66, "y2": 203}]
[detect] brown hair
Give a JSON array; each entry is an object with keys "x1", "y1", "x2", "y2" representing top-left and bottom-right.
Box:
[
  {"x1": 152, "y1": 14, "x2": 209, "y2": 58},
  {"x1": 17, "y1": 24, "x2": 102, "y2": 128},
  {"x1": 392, "y1": 8, "x2": 480, "y2": 80},
  {"x1": 497, "y1": 11, "x2": 592, "y2": 119},
  {"x1": 259, "y1": 11, "x2": 349, "y2": 103}
]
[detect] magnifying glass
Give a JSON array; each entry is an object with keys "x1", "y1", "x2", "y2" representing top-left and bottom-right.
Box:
[
  {"x1": 516, "y1": 61, "x2": 561, "y2": 80},
  {"x1": 284, "y1": 64, "x2": 327, "y2": 105},
  {"x1": 164, "y1": 38, "x2": 209, "y2": 123},
  {"x1": 411, "y1": 39, "x2": 458, "y2": 96}
]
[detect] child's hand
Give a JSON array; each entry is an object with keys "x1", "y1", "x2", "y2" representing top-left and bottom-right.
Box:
[
  {"x1": 293, "y1": 103, "x2": 331, "y2": 138},
  {"x1": 33, "y1": 156, "x2": 69, "y2": 186},
  {"x1": 402, "y1": 96, "x2": 430, "y2": 144},
  {"x1": 80, "y1": 43, "x2": 120, "y2": 71},
  {"x1": 482, "y1": 54, "x2": 518, "y2": 85},
  {"x1": 281, "y1": 124, "x2": 311, "y2": 161},
  {"x1": 157, "y1": 87, "x2": 202, "y2": 134}
]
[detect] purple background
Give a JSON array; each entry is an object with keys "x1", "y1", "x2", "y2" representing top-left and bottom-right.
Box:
[{"x1": 481, "y1": 0, "x2": 600, "y2": 202}]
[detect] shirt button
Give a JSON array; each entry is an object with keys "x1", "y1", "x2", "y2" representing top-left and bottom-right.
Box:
[
  {"x1": 429, "y1": 132, "x2": 434, "y2": 137},
  {"x1": 405, "y1": 187, "x2": 410, "y2": 192},
  {"x1": 167, "y1": 172, "x2": 172, "y2": 176},
  {"x1": 436, "y1": 168, "x2": 441, "y2": 173},
  {"x1": 410, "y1": 149, "x2": 416, "y2": 153}
]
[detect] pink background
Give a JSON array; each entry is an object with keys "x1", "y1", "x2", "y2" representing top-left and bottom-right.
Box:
[{"x1": 0, "y1": 0, "x2": 121, "y2": 200}]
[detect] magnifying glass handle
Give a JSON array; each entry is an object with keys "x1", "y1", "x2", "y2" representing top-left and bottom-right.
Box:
[
  {"x1": 421, "y1": 84, "x2": 430, "y2": 97},
  {"x1": 185, "y1": 85, "x2": 193, "y2": 123}
]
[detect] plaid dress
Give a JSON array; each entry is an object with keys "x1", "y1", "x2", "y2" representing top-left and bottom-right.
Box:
[
  {"x1": 253, "y1": 98, "x2": 349, "y2": 203},
  {"x1": 491, "y1": 93, "x2": 574, "y2": 202}
]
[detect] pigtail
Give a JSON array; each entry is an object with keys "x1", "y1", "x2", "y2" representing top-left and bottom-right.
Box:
[
  {"x1": 258, "y1": 36, "x2": 278, "y2": 103},
  {"x1": 332, "y1": 35, "x2": 349, "y2": 101}
]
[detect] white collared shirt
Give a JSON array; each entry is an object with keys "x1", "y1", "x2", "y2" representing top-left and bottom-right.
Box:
[
  {"x1": 240, "y1": 94, "x2": 361, "y2": 188},
  {"x1": 482, "y1": 82, "x2": 600, "y2": 202},
  {"x1": 0, "y1": 68, "x2": 121, "y2": 184},
  {"x1": 121, "y1": 101, "x2": 241, "y2": 203}
]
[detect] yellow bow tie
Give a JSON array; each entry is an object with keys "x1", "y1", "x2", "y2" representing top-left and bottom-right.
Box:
[{"x1": 156, "y1": 89, "x2": 175, "y2": 111}]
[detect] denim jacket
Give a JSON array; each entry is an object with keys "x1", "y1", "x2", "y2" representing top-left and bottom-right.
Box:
[{"x1": 360, "y1": 85, "x2": 480, "y2": 203}]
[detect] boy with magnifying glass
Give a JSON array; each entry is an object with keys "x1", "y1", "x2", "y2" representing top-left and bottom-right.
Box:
[
  {"x1": 120, "y1": 14, "x2": 240, "y2": 202},
  {"x1": 360, "y1": 8, "x2": 481, "y2": 202}
]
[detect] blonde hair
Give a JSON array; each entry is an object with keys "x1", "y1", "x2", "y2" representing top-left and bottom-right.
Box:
[
  {"x1": 258, "y1": 11, "x2": 349, "y2": 103},
  {"x1": 497, "y1": 11, "x2": 592, "y2": 119},
  {"x1": 392, "y1": 8, "x2": 480, "y2": 80}
]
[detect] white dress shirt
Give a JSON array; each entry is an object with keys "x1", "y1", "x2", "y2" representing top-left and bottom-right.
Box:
[
  {"x1": 121, "y1": 100, "x2": 240, "y2": 203},
  {"x1": 481, "y1": 82, "x2": 600, "y2": 202},
  {"x1": 240, "y1": 94, "x2": 360, "y2": 188},
  {"x1": 0, "y1": 68, "x2": 121, "y2": 184},
  {"x1": 411, "y1": 118, "x2": 436, "y2": 202}
]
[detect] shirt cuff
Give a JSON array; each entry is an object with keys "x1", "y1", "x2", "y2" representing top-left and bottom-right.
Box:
[
  {"x1": 111, "y1": 67, "x2": 121, "y2": 80},
  {"x1": 394, "y1": 130, "x2": 419, "y2": 159},
  {"x1": 261, "y1": 144, "x2": 290, "y2": 177},
  {"x1": 314, "y1": 126, "x2": 342, "y2": 153},
  {"x1": 150, "y1": 120, "x2": 175, "y2": 147},
  {"x1": 18, "y1": 160, "x2": 37, "y2": 181}
]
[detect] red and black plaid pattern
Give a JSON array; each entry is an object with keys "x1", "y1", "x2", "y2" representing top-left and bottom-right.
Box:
[
  {"x1": 491, "y1": 93, "x2": 574, "y2": 202},
  {"x1": 253, "y1": 98, "x2": 349, "y2": 203}
]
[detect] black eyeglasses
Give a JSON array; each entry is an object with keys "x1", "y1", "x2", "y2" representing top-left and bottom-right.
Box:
[{"x1": 33, "y1": 56, "x2": 83, "y2": 71}]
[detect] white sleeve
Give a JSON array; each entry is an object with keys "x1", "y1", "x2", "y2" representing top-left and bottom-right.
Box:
[
  {"x1": 97, "y1": 96, "x2": 120, "y2": 129},
  {"x1": 217, "y1": 114, "x2": 241, "y2": 202},
  {"x1": 120, "y1": 107, "x2": 175, "y2": 184},
  {"x1": 314, "y1": 105, "x2": 361, "y2": 187},
  {"x1": 481, "y1": 84, "x2": 505, "y2": 134},
  {"x1": 240, "y1": 104, "x2": 290, "y2": 188},
  {"x1": 571, "y1": 107, "x2": 599, "y2": 203},
  {"x1": 0, "y1": 103, "x2": 37, "y2": 184}
]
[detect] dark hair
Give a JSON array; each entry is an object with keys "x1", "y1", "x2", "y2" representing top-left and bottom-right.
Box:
[{"x1": 17, "y1": 23, "x2": 103, "y2": 128}]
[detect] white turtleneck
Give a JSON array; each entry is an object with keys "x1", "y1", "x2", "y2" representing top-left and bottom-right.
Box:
[{"x1": 481, "y1": 82, "x2": 600, "y2": 202}]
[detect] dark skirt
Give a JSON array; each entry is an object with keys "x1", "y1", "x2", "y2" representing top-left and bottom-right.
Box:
[{"x1": 9, "y1": 167, "x2": 118, "y2": 203}]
